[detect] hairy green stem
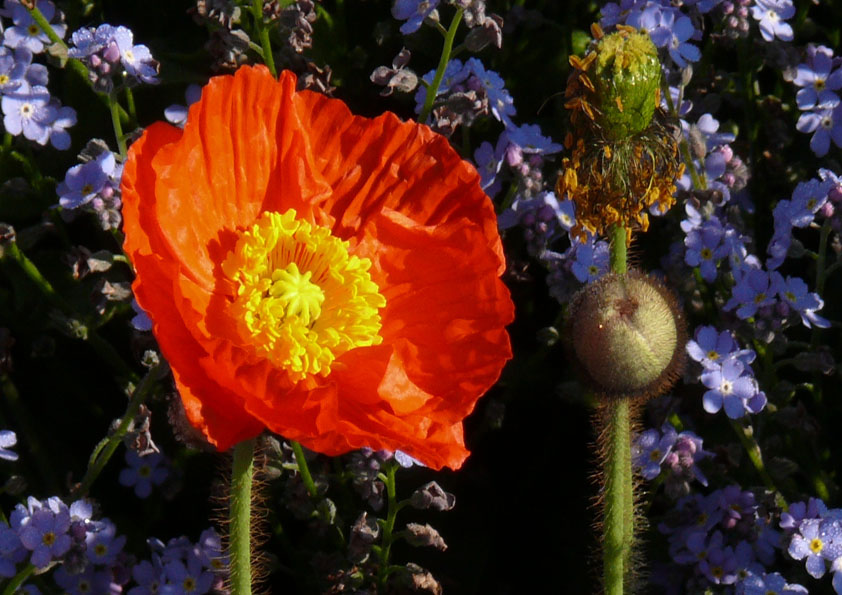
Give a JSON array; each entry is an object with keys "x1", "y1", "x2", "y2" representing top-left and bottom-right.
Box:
[
  {"x1": 230, "y1": 438, "x2": 256, "y2": 595},
  {"x1": 73, "y1": 364, "x2": 166, "y2": 498},
  {"x1": 418, "y1": 8, "x2": 464, "y2": 124},
  {"x1": 601, "y1": 224, "x2": 634, "y2": 595},
  {"x1": 602, "y1": 399, "x2": 634, "y2": 595},
  {"x1": 609, "y1": 224, "x2": 627, "y2": 274},
  {"x1": 291, "y1": 440, "x2": 318, "y2": 499},
  {"x1": 252, "y1": 0, "x2": 277, "y2": 78}
]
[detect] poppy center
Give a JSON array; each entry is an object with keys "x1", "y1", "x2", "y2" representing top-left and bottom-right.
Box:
[{"x1": 223, "y1": 209, "x2": 385, "y2": 382}]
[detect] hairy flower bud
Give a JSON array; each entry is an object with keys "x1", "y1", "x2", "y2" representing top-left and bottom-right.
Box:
[{"x1": 566, "y1": 271, "x2": 686, "y2": 400}]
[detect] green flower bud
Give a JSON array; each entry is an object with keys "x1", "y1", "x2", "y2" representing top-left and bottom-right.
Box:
[
  {"x1": 592, "y1": 29, "x2": 662, "y2": 140},
  {"x1": 567, "y1": 271, "x2": 685, "y2": 400}
]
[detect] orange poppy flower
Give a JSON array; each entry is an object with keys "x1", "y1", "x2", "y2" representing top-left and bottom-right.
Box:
[{"x1": 121, "y1": 65, "x2": 514, "y2": 470}]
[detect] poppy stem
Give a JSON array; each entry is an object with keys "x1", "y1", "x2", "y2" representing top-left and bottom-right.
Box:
[
  {"x1": 230, "y1": 438, "x2": 256, "y2": 595},
  {"x1": 251, "y1": 0, "x2": 278, "y2": 78},
  {"x1": 603, "y1": 223, "x2": 634, "y2": 595},
  {"x1": 418, "y1": 7, "x2": 464, "y2": 125},
  {"x1": 608, "y1": 224, "x2": 627, "y2": 274},
  {"x1": 601, "y1": 398, "x2": 634, "y2": 595}
]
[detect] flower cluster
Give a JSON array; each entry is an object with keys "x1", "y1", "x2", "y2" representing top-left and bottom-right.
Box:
[
  {"x1": 413, "y1": 57, "x2": 516, "y2": 132},
  {"x1": 632, "y1": 422, "x2": 711, "y2": 497},
  {"x1": 131, "y1": 530, "x2": 227, "y2": 595},
  {"x1": 68, "y1": 24, "x2": 159, "y2": 92},
  {"x1": 0, "y1": 429, "x2": 18, "y2": 461},
  {"x1": 686, "y1": 325, "x2": 766, "y2": 418},
  {"x1": 118, "y1": 450, "x2": 170, "y2": 499},
  {"x1": 0, "y1": 0, "x2": 76, "y2": 149},
  {"x1": 792, "y1": 45, "x2": 842, "y2": 157},
  {"x1": 780, "y1": 498, "x2": 842, "y2": 589},
  {"x1": 749, "y1": 0, "x2": 795, "y2": 42},
  {"x1": 0, "y1": 493, "x2": 226, "y2": 594},
  {"x1": 655, "y1": 486, "x2": 788, "y2": 591},
  {"x1": 0, "y1": 497, "x2": 125, "y2": 590},
  {"x1": 56, "y1": 141, "x2": 124, "y2": 230}
]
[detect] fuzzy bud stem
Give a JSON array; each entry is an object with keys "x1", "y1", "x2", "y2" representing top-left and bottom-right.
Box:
[
  {"x1": 602, "y1": 399, "x2": 635, "y2": 595},
  {"x1": 602, "y1": 224, "x2": 635, "y2": 595},
  {"x1": 230, "y1": 438, "x2": 256, "y2": 595}
]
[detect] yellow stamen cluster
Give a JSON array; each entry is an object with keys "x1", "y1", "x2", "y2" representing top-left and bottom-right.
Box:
[
  {"x1": 223, "y1": 209, "x2": 386, "y2": 382},
  {"x1": 558, "y1": 24, "x2": 683, "y2": 243}
]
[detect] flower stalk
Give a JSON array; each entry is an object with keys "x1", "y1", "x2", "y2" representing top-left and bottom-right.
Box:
[
  {"x1": 230, "y1": 438, "x2": 257, "y2": 595},
  {"x1": 291, "y1": 440, "x2": 319, "y2": 499},
  {"x1": 251, "y1": 0, "x2": 277, "y2": 78},
  {"x1": 418, "y1": 8, "x2": 464, "y2": 124},
  {"x1": 602, "y1": 224, "x2": 635, "y2": 595},
  {"x1": 109, "y1": 92, "x2": 127, "y2": 160},
  {"x1": 73, "y1": 363, "x2": 166, "y2": 498},
  {"x1": 375, "y1": 460, "x2": 401, "y2": 590},
  {"x1": 602, "y1": 397, "x2": 635, "y2": 595},
  {"x1": 2, "y1": 564, "x2": 36, "y2": 595}
]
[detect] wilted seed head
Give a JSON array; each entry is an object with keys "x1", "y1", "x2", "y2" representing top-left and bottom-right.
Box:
[
  {"x1": 591, "y1": 28, "x2": 661, "y2": 140},
  {"x1": 567, "y1": 271, "x2": 685, "y2": 400}
]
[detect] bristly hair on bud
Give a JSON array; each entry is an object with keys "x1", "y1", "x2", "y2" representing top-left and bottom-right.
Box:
[
  {"x1": 558, "y1": 24, "x2": 684, "y2": 244},
  {"x1": 565, "y1": 270, "x2": 687, "y2": 402}
]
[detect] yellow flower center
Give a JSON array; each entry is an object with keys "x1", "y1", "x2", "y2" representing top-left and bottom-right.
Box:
[
  {"x1": 0, "y1": 75, "x2": 9, "y2": 85},
  {"x1": 810, "y1": 537, "x2": 824, "y2": 554},
  {"x1": 223, "y1": 209, "x2": 385, "y2": 382}
]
